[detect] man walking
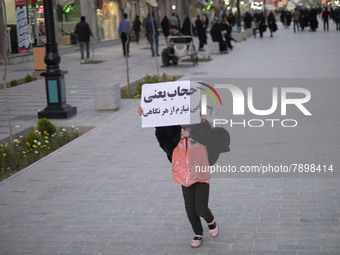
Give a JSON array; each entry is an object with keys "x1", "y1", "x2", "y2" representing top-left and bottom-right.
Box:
[
  {"x1": 292, "y1": 8, "x2": 300, "y2": 33},
  {"x1": 146, "y1": 13, "x2": 159, "y2": 57},
  {"x1": 118, "y1": 13, "x2": 132, "y2": 57},
  {"x1": 169, "y1": 13, "x2": 179, "y2": 29},
  {"x1": 74, "y1": 16, "x2": 93, "y2": 60},
  {"x1": 322, "y1": 7, "x2": 330, "y2": 31}
]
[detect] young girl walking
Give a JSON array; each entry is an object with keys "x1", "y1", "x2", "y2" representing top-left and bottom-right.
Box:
[{"x1": 138, "y1": 106, "x2": 229, "y2": 248}]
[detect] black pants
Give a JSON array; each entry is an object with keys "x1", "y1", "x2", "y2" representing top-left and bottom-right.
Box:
[
  {"x1": 79, "y1": 41, "x2": 90, "y2": 59},
  {"x1": 121, "y1": 32, "x2": 130, "y2": 56},
  {"x1": 199, "y1": 39, "x2": 205, "y2": 49},
  {"x1": 162, "y1": 47, "x2": 175, "y2": 65},
  {"x1": 218, "y1": 40, "x2": 226, "y2": 52},
  {"x1": 323, "y1": 19, "x2": 329, "y2": 31},
  {"x1": 182, "y1": 182, "x2": 214, "y2": 235}
]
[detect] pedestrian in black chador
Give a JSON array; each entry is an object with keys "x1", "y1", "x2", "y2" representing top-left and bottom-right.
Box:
[
  {"x1": 299, "y1": 10, "x2": 308, "y2": 31},
  {"x1": 210, "y1": 19, "x2": 227, "y2": 54},
  {"x1": 285, "y1": 11, "x2": 292, "y2": 28},
  {"x1": 161, "y1": 16, "x2": 170, "y2": 39},
  {"x1": 195, "y1": 15, "x2": 207, "y2": 51},
  {"x1": 309, "y1": 8, "x2": 318, "y2": 32},
  {"x1": 280, "y1": 10, "x2": 286, "y2": 28},
  {"x1": 74, "y1": 16, "x2": 93, "y2": 60},
  {"x1": 334, "y1": 6, "x2": 340, "y2": 31},
  {"x1": 267, "y1": 12, "x2": 277, "y2": 37},
  {"x1": 181, "y1": 17, "x2": 194, "y2": 36},
  {"x1": 220, "y1": 19, "x2": 236, "y2": 50},
  {"x1": 257, "y1": 12, "x2": 266, "y2": 38},
  {"x1": 244, "y1": 12, "x2": 252, "y2": 29},
  {"x1": 133, "y1": 15, "x2": 142, "y2": 44}
]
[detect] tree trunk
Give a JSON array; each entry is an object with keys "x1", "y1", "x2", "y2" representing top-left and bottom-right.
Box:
[{"x1": 0, "y1": 0, "x2": 13, "y2": 143}]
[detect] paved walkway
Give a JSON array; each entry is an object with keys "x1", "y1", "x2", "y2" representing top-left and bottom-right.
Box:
[{"x1": 0, "y1": 20, "x2": 340, "y2": 255}]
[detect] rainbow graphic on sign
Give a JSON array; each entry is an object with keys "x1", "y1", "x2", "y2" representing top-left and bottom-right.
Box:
[{"x1": 196, "y1": 82, "x2": 223, "y2": 106}]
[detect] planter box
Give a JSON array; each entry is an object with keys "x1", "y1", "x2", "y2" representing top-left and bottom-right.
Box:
[
  {"x1": 242, "y1": 31, "x2": 248, "y2": 41},
  {"x1": 246, "y1": 29, "x2": 253, "y2": 37},
  {"x1": 233, "y1": 33, "x2": 242, "y2": 42},
  {"x1": 33, "y1": 46, "x2": 46, "y2": 71},
  {"x1": 208, "y1": 41, "x2": 220, "y2": 54},
  {"x1": 93, "y1": 83, "x2": 121, "y2": 111},
  {"x1": 64, "y1": 35, "x2": 71, "y2": 45}
]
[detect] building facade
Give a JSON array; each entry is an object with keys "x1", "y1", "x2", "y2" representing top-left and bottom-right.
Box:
[{"x1": 2, "y1": 0, "x2": 200, "y2": 56}]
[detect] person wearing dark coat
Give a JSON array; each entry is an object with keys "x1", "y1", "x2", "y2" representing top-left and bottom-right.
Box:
[
  {"x1": 267, "y1": 11, "x2": 277, "y2": 37},
  {"x1": 161, "y1": 16, "x2": 170, "y2": 38},
  {"x1": 285, "y1": 11, "x2": 292, "y2": 27},
  {"x1": 133, "y1": 15, "x2": 142, "y2": 44},
  {"x1": 309, "y1": 8, "x2": 318, "y2": 32},
  {"x1": 195, "y1": 15, "x2": 207, "y2": 51},
  {"x1": 202, "y1": 13, "x2": 209, "y2": 32},
  {"x1": 334, "y1": 6, "x2": 340, "y2": 31},
  {"x1": 220, "y1": 19, "x2": 235, "y2": 50},
  {"x1": 227, "y1": 13, "x2": 235, "y2": 26},
  {"x1": 299, "y1": 10, "x2": 308, "y2": 31},
  {"x1": 210, "y1": 20, "x2": 227, "y2": 54},
  {"x1": 257, "y1": 12, "x2": 266, "y2": 38},
  {"x1": 74, "y1": 16, "x2": 93, "y2": 60},
  {"x1": 280, "y1": 10, "x2": 286, "y2": 27},
  {"x1": 330, "y1": 7, "x2": 334, "y2": 21},
  {"x1": 243, "y1": 12, "x2": 252, "y2": 29}
]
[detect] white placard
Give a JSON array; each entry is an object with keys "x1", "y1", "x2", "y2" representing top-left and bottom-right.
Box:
[{"x1": 141, "y1": 81, "x2": 201, "y2": 128}]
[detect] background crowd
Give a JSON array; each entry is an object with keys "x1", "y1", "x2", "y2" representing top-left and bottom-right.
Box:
[{"x1": 106, "y1": 5, "x2": 340, "y2": 59}]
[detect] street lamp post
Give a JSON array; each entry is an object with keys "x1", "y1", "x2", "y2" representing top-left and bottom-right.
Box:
[
  {"x1": 263, "y1": 0, "x2": 266, "y2": 19},
  {"x1": 237, "y1": 0, "x2": 241, "y2": 32},
  {"x1": 38, "y1": 0, "x2": 76, "y2": 119}
]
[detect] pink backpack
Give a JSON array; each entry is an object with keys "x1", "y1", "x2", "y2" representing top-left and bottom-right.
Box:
[{"x1": 171, "y1": 138, "x2": 210, "y2": 187}]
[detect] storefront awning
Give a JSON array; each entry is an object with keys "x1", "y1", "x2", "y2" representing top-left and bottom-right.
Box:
[{"x1": 146, "y1": 0, "x2": 158, "y2": 7}]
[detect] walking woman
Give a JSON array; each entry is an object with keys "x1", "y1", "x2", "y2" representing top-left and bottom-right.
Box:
[
  {"x1": 267, "y1": 11, "x2": 277, "y2": 37},
  {"x1": 133, "y1": 15, "x2": 142, "y2": 44},
  {"x1": 195, "y1": 15, "x2": 207, "y2": 51}
]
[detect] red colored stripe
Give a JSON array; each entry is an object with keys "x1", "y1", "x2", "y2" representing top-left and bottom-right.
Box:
[{"x1": 198, "y1": 82, "x2": 223, "y2": 106}]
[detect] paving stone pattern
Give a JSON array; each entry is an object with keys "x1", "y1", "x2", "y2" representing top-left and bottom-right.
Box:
[{"x1": 0, "y1": 21, "x2": 340, "y2": 255}]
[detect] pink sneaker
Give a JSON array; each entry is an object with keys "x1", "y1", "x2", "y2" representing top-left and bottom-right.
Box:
[
  {"x1": 190, "y1": 235, "x2": 203, "y2": 248},
  {"x1": 208, "y1": 217, "x2": 219, "y2": 237}
]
